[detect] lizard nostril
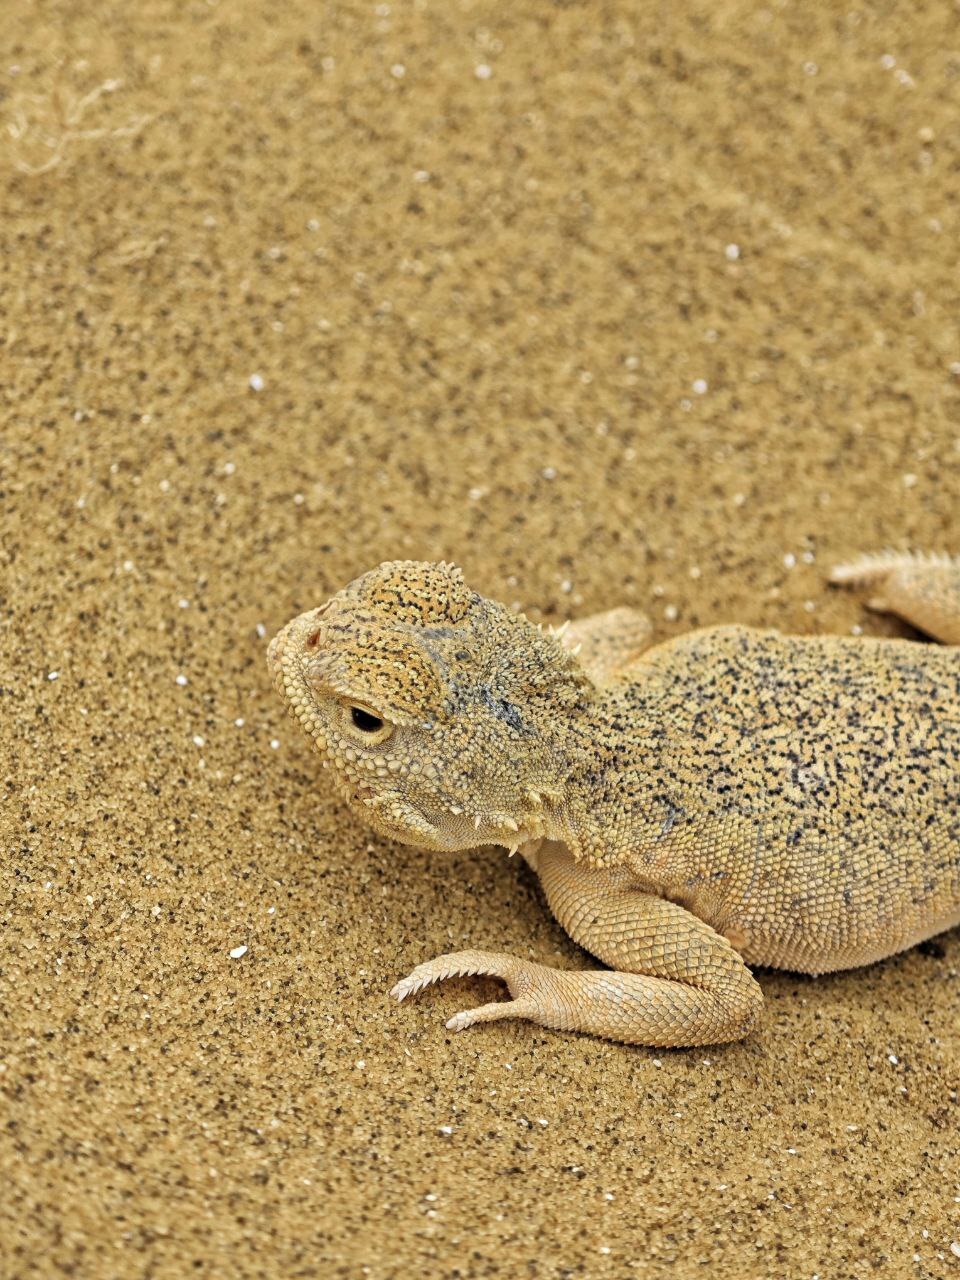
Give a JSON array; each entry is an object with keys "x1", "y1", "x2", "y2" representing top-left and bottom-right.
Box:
[{"x1": 306, "y1": 628, "x2": 322, "y2": 650}]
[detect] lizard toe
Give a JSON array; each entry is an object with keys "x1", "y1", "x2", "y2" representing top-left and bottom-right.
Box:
[
  {"x1": 390, "y1": 949, "x2": 510, "y2": 1002},
  {"x1": 390, "y1": 950, "x2": 545, "y2": 1015},
  {"x1": 446, "y1": 997, "x2": 540, "y2": 1033}
]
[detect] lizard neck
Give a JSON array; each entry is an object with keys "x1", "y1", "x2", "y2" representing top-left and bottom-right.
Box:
[{"x1": 548, "y1": 679, "x2": 690, "y2": 868}]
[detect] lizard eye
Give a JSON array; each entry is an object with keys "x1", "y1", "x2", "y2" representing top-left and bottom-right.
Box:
[
  {"x1": 341, "y1": 702, "x2": 394, "y2": 744},
  {"x1": 351, "y1": 706, "x2": 383, "y2": 733}
]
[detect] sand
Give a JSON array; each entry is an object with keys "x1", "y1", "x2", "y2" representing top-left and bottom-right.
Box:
[{"x1": 2, "y1": 0, "x2": 959, "y2": 1275}]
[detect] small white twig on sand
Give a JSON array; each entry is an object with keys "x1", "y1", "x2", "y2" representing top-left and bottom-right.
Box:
[{"x1": 4, "y1": 76, "x2": 152, "y2": 175}]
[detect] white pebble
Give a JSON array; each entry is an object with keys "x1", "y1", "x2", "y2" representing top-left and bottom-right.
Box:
[
  {"x1": 724, "y1": 243, "x2": 740, "y2": 261},
  {"x1": 256, "y1": 623, "x2": 267, "y2": 639},
  {"x1": 542, "y1": 466, "x2": 557, "y2": 480},
  {"x1": 692, "y1": 378, "x2": 708, "y2": 395},
  {"x1": 902, "y1": 473, "x2": 917, "y2": 488},
  {"x1": 178, "y1": 598, "x2": 190, "y2": 609},
  {"x1": 193, "y1": 735, "x2": 205, "y2": 747},
  {"x1": 390, "y1": 64, "x2": 405, "y2": 79},
  {"x1": 951, "y1": 1243, "x2": 960, "y2": 1259},
  {"x1": 235, "y1": 717, "x2": 245, "y2": 727},
  {"x1": 474, "y1": 63, "x2": 492, "y2": 79},
  {"x1": 249, "y1": 373, "x2": 265, "y2": 392},
  {"x1": 270, "y1": 738, "x2": 280, "y2": 749},
  {"x1": 47, "y1": 670, "x2": 59, "y2": 681},
  {"x1": 229, "y1": 944, "x2": 248, "y2": 959},
  {"x1": 888, "y1": 1053, "x2": 899, "y2": 1065},
  {"x1": 176, "y1": 674, "x2": 188, "y2": 686},
  {"x1": 783, "y1": 553, "x2": 797, "y2": 568},
  {"x1": 664, "y1": 604, "x2": 678, "y2": 622}
]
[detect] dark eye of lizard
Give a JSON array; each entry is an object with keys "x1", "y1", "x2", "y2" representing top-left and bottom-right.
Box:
[{"x1": 351, "y1": 706, "x2": 384, "y2": 732}]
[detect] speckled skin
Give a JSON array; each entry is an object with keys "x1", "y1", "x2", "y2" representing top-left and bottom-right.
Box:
[{"x1": 267, "y1": 554, "x2": 960, "y2": 1047}]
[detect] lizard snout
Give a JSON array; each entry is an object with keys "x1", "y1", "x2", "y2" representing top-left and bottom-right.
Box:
[{"x1": 266, "y1": 606, "x2": 329, "y2": 676}]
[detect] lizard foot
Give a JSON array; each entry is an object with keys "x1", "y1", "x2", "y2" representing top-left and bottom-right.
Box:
[
  {"x1": 391, "y1": 938, "x2": 763, "y2": 1046},
  {"x1": 390, "y1": 949, "x2": 547, "y2": 1032},
  {"x1": 830, "y1": 551, "x2": 960, "y2": 644}
]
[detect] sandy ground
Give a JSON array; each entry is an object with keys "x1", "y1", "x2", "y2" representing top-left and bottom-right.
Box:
[{"x1": 2, "y1": 1, "x2": 959, "y2": 1276}]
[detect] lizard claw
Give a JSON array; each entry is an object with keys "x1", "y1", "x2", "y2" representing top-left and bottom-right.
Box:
[
  {"x1": 390, "y1": 951, "x2": 487, "y2": 1002},
  {"x1": 390, "y1": 950, "x2": 545, "y2": 1032},
  {"x1": 445, "y1": 1010, "x2": 475, "y2": 1032},
  {"x1": 442, "y1": 1006, "x2": 492, "y2": 1032}
]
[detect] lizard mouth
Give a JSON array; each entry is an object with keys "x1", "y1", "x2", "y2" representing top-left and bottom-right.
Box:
[{"x1": 348, "y1": 784, "x2": 441, "y2": 843}]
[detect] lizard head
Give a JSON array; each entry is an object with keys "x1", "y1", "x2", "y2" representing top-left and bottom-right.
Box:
[{"x1": 267, "y1": 560, "x2": 590, "y2": 852}]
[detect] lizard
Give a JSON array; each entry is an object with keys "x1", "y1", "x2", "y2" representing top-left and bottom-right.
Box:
[{"x1": 266, "y1": 552, "x2": 960, "y2": 1047}]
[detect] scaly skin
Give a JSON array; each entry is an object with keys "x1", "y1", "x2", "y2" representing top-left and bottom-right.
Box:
[{"x1": 267, "y1": 553, "x2": 960, "y2": 1047}]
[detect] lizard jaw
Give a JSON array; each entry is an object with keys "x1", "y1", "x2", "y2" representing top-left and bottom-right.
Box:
[{"x1": 352, "y1": 785, "x2": 441, "y2": 843}]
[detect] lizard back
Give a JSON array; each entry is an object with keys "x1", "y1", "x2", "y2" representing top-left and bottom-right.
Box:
[{"x1": 584, "y1": 625, "x2": 960, "y2": 972}]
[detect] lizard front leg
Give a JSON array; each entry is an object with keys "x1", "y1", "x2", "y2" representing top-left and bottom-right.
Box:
[
  {"x1": 831, "y1": 551, "x2": 960, "y2": 644},
  {"x1": 391, "y1": 843, "x2": 763, "y2": 1047},
  {"x1": 559, "y1": 606, "x2": 654, "y2": 684}
]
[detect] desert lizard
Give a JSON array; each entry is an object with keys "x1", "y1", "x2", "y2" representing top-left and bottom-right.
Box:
[{"x1": 267, "y1": 552, "x2": 960, "y2": 1047}]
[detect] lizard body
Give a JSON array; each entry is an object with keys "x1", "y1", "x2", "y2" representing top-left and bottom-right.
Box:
[{"x1": 267, "y1": 553, "x2": 960, "y2": 1046}]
